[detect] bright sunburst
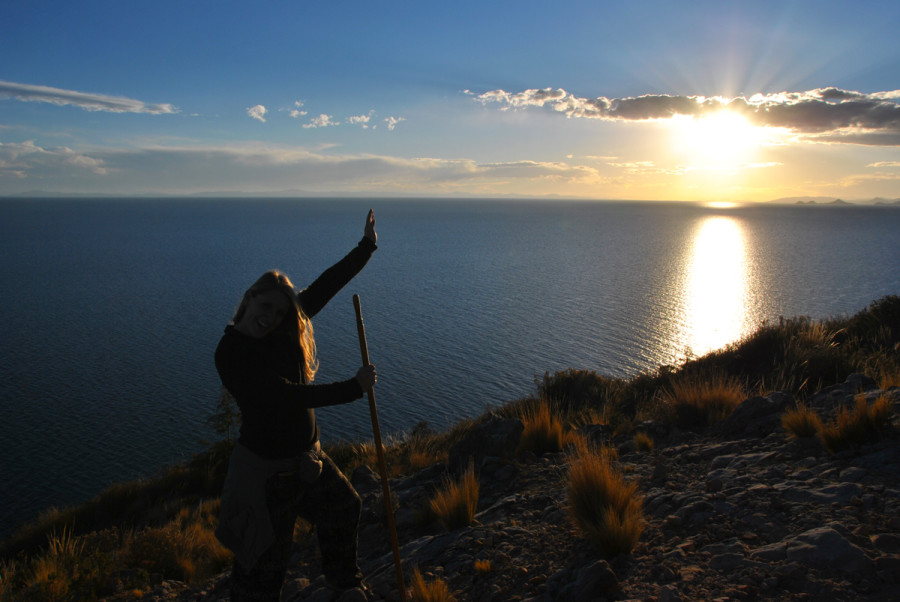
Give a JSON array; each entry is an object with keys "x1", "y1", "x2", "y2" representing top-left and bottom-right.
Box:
[{"x1": 669, "y1": 111, "x2": 768, "y2": 169}]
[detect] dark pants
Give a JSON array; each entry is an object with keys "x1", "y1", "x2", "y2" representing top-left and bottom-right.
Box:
[{"x1": 229, "y1": 452, "x2": 363, "y2": 601}]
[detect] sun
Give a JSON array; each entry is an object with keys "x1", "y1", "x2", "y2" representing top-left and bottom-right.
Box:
[{"x1": 669, "y1": 110, "x2": 767, "y2": 169}]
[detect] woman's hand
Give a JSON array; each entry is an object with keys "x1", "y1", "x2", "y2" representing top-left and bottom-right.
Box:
[
  {"x1": 364, "y1": 209, "x2": 377, "y2": 244},
  {"x1": 355, "y1": 363, "x2": 377, "y2": 391}
]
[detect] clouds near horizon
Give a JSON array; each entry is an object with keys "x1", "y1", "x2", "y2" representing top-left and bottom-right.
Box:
[{"x1": 0, "y1": 139, "x2": 600, "y2": 196}]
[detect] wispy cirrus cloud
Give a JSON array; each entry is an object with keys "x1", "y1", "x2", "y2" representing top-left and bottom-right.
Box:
[
  {"x1": 471, "y1": 87, "x2": 900, "y2": 146},
  {"x1": 0, "y1": 80, "x2": 177, "y2": 114}
]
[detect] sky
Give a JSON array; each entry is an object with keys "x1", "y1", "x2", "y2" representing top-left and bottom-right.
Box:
[{"x1": 2, "y1": 0, "x2": 900, "y2": 202}]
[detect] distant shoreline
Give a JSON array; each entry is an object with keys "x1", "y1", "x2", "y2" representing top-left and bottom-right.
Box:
[{"x1": 1, "y1": 193, "x2": 899, "y2": 205}]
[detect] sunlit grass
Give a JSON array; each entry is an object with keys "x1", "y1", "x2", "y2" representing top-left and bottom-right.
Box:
[
  {"x1": 782, "y1": 402, "x2": 824, "y2": 439},
  {"x1": 409, "y1": 567, "x2": 456, "y2": 602},
  {"x1": 516, "y1": 399, "x2": 578, "y2": 456},
  {"x1": 566, "y1": 437, "x2": 644, "y2": 556},
  {"x1": 661, "y1": 374, "x2": 744, "y2": 428},
  {"x1": 818, "y1": 394, "x2": 895, "y2": 453},
  {"x1": 633, "y1": 431, "x2": 654, "y2": 452},
  {"x1": 428, "y1": 465, "x2": 480, "y2": 531},
  {"x1": 474, "y1": 559, "x2": 492, "y2": 576},
  {"x1": 0, "y1": 502, "x2": 232, "y2": 601},
  {"x1": 880, "y1": 368, "x2": 900, "y2": 389}
]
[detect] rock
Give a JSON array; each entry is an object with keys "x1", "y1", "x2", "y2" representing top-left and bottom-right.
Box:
[
  {"x1": 559, "y1": 560, "x2": 618, "y2": 602},
  {"x1": 808, "y1": 373, "x2": 878, "y2": 410},
  {"x1": 352, "y1": 465, "x2": 382, "y2": 497},
  {"x1": 871, "y1": 533, "x2": 900, "y2": 554},
  {"x1": 785, "y1": 525, "x2": 873, "y2": 574},
  {"x1": 874, "y1": 556, "x2": 900, "y2": 583},
  {"x1": 714, "y1": 391, "x2": 792, "y2": 437}
]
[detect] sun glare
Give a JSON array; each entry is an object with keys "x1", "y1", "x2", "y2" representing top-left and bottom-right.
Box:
[
  {"x1": 684, "y1": 216, "x2": 751, "y2": 356},
  {"x1": 670, "y1": 111, "x2": 767, "y2": 169}
]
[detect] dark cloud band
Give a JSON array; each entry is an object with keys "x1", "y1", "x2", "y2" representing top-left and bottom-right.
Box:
[{"x1": 474, "y1": 87, "x2": 900, "y2": 145}]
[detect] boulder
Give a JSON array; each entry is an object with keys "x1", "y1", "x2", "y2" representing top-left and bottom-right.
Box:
[{"x1": 714, "y1": 391, "x2": 792, "y2": 437}]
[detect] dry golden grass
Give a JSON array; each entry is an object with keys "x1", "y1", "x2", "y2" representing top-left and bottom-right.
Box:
[
  {"x1": 1, "y1": 500, "x2": 232, "y2": 601},
  {"x1": 633, "y1": 431, "x2": 654, "y2": 452},
  {"x1": 428, "y1": 465, "x2": 480, "y2": 531},
  {"x1": 819, "y1": 394, "x2": 895, "y2": 453},
  {"x1": 12, "y1": 526, "x2": 83, "y2": 600},
  {"x1": 473, "y1": 559, "x2": 492, "y2": 575},
  {"x1": 409, "y1": 567, "x2": 456, "y2": 602},
  {"x1": 566, "y1": 437, "x2": 644, "y2": 556},
  {"x1": 781, "y1": 403, "x2": 824, "y2": 439},
  {"x1": 880, "y1": 369, "x2": 900, "y2": 389},
  {"x1": 516, "y1": 399, "x2": 578, "y2": 456},
  {"x1": 661, "y1": 375, "x2": 745, "y2": 429}
]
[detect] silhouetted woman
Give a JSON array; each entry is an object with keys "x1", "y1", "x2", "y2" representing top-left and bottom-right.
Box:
[{"x1": 214, "y1": 209, "x2": 378, "y2": 600}]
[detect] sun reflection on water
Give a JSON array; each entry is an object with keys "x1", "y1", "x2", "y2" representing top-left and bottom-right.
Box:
[{"x1": 682, "y1": 216, "x2": 752, "y2": 357}]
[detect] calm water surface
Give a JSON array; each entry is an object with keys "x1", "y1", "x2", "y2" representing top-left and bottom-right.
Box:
[{"x1": 1, "y1": 198, "x2": 898, "y2": 536}]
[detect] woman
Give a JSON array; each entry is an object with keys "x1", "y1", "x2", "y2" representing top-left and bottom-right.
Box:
[{"x1": 214, "y1": 209, "x2": 379, "y2": 600}]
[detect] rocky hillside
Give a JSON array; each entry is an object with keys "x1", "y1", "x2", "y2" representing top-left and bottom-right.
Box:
[{"x1": 127, "y1": 373, "x2": 900, "y2": 602}]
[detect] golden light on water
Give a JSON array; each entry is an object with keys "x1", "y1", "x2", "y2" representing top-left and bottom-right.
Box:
[{"x1": 682, "y1": 216, "x2": 752, "y2": 357}]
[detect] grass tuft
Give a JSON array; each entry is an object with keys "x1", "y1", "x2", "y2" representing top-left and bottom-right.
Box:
[
  {"x1": 516, "y1": 399, "x2": 577, "y2": 456},
  {"x1": 661, "y1": 374, "x2": 744, "y2": 429},
  {"x1": 428, "y1": 465, "x2": 480, "y2": 531},
  {"x1": 633, "y1": 431, "x2": 654, "y2": 452},
  {"x1": 473, "y1": 558, "x2": 492, "y2": 575},
  {"x1": 566, "y1": 437, "x2": 644, "y2": 556},
  {"x1": 782, "y1": 402, "x2": 824, "y2": 439},
  {"x1": 818, "y1": 394, "x2": 895, "y2": 453},
  {"x1": 409, "y1": 567, "x2": 456, "y2": 602}
]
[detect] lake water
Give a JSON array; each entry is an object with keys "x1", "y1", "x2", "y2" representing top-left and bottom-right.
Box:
[{"x1": 1, "y1": 198, "x2": 898, "y2": 537}]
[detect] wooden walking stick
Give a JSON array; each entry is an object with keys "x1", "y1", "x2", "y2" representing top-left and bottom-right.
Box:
[{"x1": 353, "y1": 294, "x2": 407, "y2": 600}]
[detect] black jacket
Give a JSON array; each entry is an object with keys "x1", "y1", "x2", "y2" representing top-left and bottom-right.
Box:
[{"x1": 215, "y1": 237, "x2": 377, "y2": 458}]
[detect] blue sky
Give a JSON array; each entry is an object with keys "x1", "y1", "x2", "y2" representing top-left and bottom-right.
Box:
[{"x1": 2, "y1": 0, "x2": 899, "y2": 201}]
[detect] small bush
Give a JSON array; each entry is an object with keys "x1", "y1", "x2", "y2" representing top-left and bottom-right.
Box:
[
  {"x1": 538, "y1": 369, "x2": 623, "y2": 414},
  {"x1": 782, "y1": 403, "x2": 824, "y2": 439},
  {"x1": 633, "y1": 432, "x2": 654, "y2": 452},
  {"x1": 566, "y1": 437, "x2": 644, "y2": 556},
  {"x1": 428, "y1": 466, "x2": 479, "y2": 531},
  {"x1": 409, "y1": 567, "x2": 456, "y2": 602},
  {"x1": 819, "y1": 394, "x2": 895, "y2": 453}
]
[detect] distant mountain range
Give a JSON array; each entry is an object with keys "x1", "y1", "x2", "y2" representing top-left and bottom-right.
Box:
[{"x1": 770, "y1": 196, "x2": 900, "y2": 205}]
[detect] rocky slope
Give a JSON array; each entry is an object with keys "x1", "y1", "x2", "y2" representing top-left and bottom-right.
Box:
[{"x1": 132, "y1": 375, "x2": 900, "y2": 601}]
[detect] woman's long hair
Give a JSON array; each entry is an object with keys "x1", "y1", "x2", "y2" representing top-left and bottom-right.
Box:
[{"x1": 231, "y1": 270, "x2": 319, "y2": 382}]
